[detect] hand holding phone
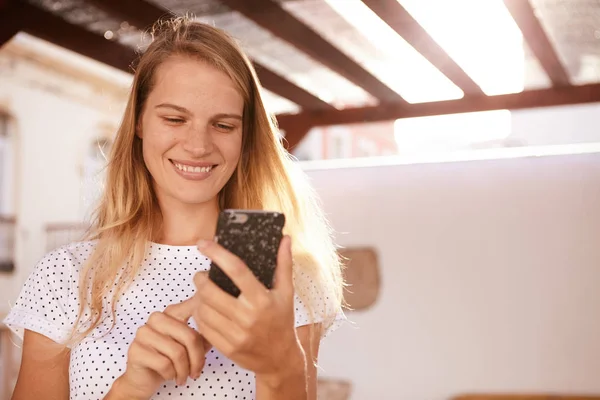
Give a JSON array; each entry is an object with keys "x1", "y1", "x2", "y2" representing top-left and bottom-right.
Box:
[
  {"x1": 193, "y1": 213, "x2": 301, "y2": 377},
  {"x1": 208, "y1": 209, "x2": 285, "y2": 297}
]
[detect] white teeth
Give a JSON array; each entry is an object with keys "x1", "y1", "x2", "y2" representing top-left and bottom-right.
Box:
[{"x1": 173, "y1": 162, "x2": 212, "y2": 173}]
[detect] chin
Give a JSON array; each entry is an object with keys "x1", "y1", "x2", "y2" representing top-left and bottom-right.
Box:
[
  {"x1": 175, "y1": 192, "x2": 219, "y2": 205},
  {"x1": 157, "y1": 178, "x2": 228, "y2": 207}
]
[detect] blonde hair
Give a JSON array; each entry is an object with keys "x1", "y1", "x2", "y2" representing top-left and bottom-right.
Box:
[{"x1": 71, "y1": 17, "x2": 344, "y2": 343}]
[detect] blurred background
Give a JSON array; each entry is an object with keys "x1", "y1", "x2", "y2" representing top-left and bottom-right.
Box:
[{"x1": 1, "y1": 0, "x2": 600, "y2": 399}]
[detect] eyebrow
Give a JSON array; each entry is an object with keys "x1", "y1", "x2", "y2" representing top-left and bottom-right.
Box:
[
  {"x1": 155, "y1": 103, "x2": 243, "y2": 120},
  {"x1": 155, "y1": 103, "x2": 190, "y2": 114}
]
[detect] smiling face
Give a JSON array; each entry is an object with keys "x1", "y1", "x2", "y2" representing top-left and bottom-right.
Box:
[{"x1": 137, "y1": 56, "x2": 244, "y2": 208}]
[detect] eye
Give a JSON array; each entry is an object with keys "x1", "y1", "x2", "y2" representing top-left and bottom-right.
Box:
[
  {"x1": 214, "y1": 123, "x2": 235, "y2": 132},
  {"x1": 163, "y1": 117, "x2": 186, "y2": 125}
]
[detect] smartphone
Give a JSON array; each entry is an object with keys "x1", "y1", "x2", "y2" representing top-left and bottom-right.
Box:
[{"x1": 208, "y1": 209, "x2": 286, "y2": 297}]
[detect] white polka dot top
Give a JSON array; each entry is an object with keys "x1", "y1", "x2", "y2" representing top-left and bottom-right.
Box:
[{"x1": 4, "y1": 241, "x2": 344, "y2": 400}]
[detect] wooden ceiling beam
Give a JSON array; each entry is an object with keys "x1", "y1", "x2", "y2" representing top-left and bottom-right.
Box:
[
  {"x1": 19, "y1": 2, "x2": 137, "y2": 74},
  {"x1": 89, "y1": 0, "x2": 331, "y2": 110},
  {"x1": 277, "y1": 83, "x2": 600, "y2": 148},
  {"x1": 0, "y1": 0, "x2": 11, "y2": 10},
  {"x1": 219, "y1": 0, "x2": 405, "y2": 104},
  {"x1": 504, "y1": 0, "x2": 570, "y2": 87},
  {"x1": 361, "y1": 0, "x2": 483, "y2": 96},
  {"x1": 280, "y1": 119, "x2": 314, "y2": 152},
  {"x1": 253, "y1": 63, "x2": 335, "y2": 110},
  {"x1": 0, "y1": 1, "x2": 26, "y2": 47}
]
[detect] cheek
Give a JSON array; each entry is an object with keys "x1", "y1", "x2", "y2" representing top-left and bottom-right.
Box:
[
  {"x1": 142, "y1": 123, "x2": 177, "y2": 157},
  {"x1": 226, "y1": 136, "x2": 243, "y2": 166},
  {"x1": 215, "y1": 133, "x2": 243, "y2": 165}
]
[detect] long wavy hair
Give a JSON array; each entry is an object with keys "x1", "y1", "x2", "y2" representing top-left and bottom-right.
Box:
[{"x1": 70, "y1": 17, "x2": 344, "y2": 343}]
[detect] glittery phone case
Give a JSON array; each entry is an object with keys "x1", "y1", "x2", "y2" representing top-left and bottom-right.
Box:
[{"x1": 208, "y1": 209, "x2": 286, "y2": 297}]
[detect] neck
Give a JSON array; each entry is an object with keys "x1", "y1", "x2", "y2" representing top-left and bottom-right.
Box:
[{"x1": 154, "y1": 195, "x2": 221, "y2": 246}]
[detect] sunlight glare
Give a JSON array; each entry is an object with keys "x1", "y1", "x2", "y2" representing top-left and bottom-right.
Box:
[
  {"x1": 399, "y1": 0, "x2": 525, "y2": 95},
  {"x1": 323, "y1": 0, "x2": 465, "y2": 103}
]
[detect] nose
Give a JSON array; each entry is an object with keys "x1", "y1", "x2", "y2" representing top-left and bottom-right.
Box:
[{"x1": 182, "y1": 123, "x2": 213, "y2": 157}]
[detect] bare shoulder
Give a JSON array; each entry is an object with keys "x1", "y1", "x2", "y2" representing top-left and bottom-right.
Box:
[{"x1": 11, "y1": 329, "x2": 70, "y2": 400}]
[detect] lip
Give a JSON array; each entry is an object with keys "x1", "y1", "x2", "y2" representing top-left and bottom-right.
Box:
[{"x1": 170, "y1": 159, "x2": 217, "y2": 181}]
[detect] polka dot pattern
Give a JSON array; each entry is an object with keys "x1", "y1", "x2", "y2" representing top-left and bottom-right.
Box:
[{"x1": 4, "y1": 241, "x2": 344, "y2": 399}]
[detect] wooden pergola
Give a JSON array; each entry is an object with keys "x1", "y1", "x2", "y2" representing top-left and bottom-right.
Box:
[{"x1": 2, "y1": 0, "x2": 599, "y2": 150}]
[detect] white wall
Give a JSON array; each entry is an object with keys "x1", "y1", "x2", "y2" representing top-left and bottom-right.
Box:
[
  {"x1": 309, "y1": 152, "x2": 600, "y2": 400},
  {"x1": 511, "y1": 103, "x2": 600, "y2": 146},
  {"x1": 0, "y1": 34, "x2": 129, "y2": 305}
]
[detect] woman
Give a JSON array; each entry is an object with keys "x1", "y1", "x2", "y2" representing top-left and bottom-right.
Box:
[{"x1": 5, "y1": 17, "x2": 344, "y2": 400}]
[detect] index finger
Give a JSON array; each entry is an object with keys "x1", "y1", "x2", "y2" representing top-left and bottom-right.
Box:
[
  {"x1": 197, "y1": 239, "x2": 266, "y2": 302},
  {"x1": 164, "y1": 297, "x2": 197, "y2": 322}
]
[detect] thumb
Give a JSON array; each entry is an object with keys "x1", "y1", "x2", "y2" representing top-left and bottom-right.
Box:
[
  {"x1": 164, "y1": 297, "x2": 196, "y2": 322},
  {"x1": 273, "y1": 235, "x2": 294, "y2": 295}
]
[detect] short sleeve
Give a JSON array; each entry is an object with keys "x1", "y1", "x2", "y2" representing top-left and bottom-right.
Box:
[
  {"x1": 293, "y1": 268, "x2": 346, "y2": 339},
  {"x1": 3, "y1": 247, "x2": 75, "y2": 344}
]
